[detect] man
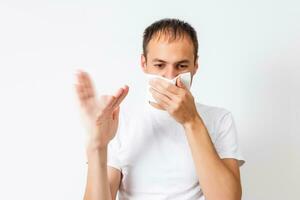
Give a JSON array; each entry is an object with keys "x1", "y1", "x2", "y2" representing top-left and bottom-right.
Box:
[{"x1": 75, "y1": 18, "x2": 245, "y2": 200}]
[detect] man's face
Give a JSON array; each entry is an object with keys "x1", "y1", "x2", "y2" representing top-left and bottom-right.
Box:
[{"x1": 141, "y1": 34, "x2": 198, "y2": 83}]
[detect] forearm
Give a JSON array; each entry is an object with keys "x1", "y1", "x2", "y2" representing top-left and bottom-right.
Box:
[
  {"x1": 83, "y1": 146, "x2": 112, "y2": 200},
  {"x1": 183, "y1": 116, "x2": 241, "y2": 200}
]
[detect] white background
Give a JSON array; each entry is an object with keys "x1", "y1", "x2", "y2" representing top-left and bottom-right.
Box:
[{"x1": 0, "y1": 0, "x2": 299, "y2": 199}]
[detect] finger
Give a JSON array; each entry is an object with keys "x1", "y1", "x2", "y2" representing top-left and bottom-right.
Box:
[
  {"x1": 76, "y1": 71, "x2": 90, "y2": 99},
  {"x1": 149, "y1": 87, "x2": 172, "y2": 102},
  {"x1": 156, "y1": 78, "x2": 180, "y2": 94},
  {"x1": 150, "y1": 87, "x2": 170, "y2": 109},
  {"x1": 78, "y1": 71, "x2": 94, "y2": 99},
  {"x1": 75, "y1": 83, "x2": 87, "y2": 106},
  {"x1": 150, "y1": 78, "x2": 181, "y2": 96},
  {"x1": 104, "y1": 87, "x2": 124, "y2": 110},
  {"x1": 81, "y1": 71, "x2": 95, "y2": 98},
  {"x1": 151, "y1": 84, "x2": 178, "y2": 101},
  {"x1": 96, "y1": 85, "x2": 129, "y2": 113},
  {"x1": 111, "y1": 85, "x2": 129, "y2": 110},
  {"x1": 102, "y1": 86, "x2": 127, "y2": 111}
]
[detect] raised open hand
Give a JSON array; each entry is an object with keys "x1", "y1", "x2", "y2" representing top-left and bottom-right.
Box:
[{"x1": 75, "y1": 70, "x2": 129, "y2": 150}]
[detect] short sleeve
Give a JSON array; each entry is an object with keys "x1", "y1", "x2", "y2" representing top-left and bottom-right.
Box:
[
  {"x1": 107, "y1": 109, "x2": 125, "y2": 171},
  {"x1": 214, "y1": 112, "x2": 245, "y2": 167},
  {"x1": 107, "y1": 134, "x2": 122, "y2": 171}
]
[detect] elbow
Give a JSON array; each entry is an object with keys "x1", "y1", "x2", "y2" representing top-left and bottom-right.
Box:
[
  {"x1": 219, "y1": 183, "x2": 243, "y2": 200},
  {"x1": 230, "y1": 183, "x2": 242, "y2": 200},
  {"x1": 237, "y1": 183, "x2": 243, "y2": 200}
]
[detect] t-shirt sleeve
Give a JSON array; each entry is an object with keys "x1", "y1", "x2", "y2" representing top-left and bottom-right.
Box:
[
  {"x1": 214, "y1": 111, "x2": 245, "y2": 167},
  {"x1": 107, "y1": 134, "x2": 122, "y2": 171},
  {"x1": 107, "y1": 109, "x2": 125, "y2": 171}
]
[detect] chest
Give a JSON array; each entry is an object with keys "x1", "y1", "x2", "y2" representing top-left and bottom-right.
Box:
[{"x1": 118, "y1": 117, "x2": 200, "y2": 192}]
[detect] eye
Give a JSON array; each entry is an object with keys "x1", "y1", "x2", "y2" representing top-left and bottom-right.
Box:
[
  {"x1": 154, "y1": 64, "x2": 164, "y2": 68},
  {"x1": 178, "y1": 64, "x2": 188, "y2": 69}
]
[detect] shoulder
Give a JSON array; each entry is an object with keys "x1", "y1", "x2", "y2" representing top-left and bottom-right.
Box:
[
  {"x1": 195, "y1": 102, "x2": 236, "y2": 138},
  {"x1": 195, "y1": 102, "x2": 232, "y2": 121}
]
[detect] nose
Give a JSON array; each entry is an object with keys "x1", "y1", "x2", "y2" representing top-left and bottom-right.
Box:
[{"x1": 162, "y1": 67, "x2": 178, "y2": 80}]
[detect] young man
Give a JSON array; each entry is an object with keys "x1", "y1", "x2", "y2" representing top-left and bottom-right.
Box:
[{"x1": 75, "y1": 18, "x2": 245, "y2": 200}]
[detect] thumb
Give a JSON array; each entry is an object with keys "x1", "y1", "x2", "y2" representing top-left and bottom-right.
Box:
[
  {"x1": 112, "y1": 106, "x2": 120, "y2": 120},
  {"x1": 176, "y1": 77, "x2": 187, "y2": 89}
]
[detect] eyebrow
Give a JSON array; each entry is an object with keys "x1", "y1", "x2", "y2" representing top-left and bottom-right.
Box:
[{"x1": 152, "y1": 58, "x2": 190, "y2": 64}]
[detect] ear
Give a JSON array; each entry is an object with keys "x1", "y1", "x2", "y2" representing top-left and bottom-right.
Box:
[
  {"x1": 193, "y1": 56, "x2": 199, "y2": 75},
  {"x1": 189, "y1": 57, "x2": 199, "y2": 87},
  {"x1": 141, "y1": 54, "x2": 147, "y2": 73}
]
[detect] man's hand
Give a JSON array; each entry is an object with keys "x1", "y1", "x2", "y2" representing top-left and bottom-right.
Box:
[
  {"x1": 149, "y1": 77, "x2": 199, "y2": 126},
  {"x1": 75, "y1": 70, "x2": 129, "y2": 151}
]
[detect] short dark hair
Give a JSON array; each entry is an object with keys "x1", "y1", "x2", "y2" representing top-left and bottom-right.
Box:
[{"x1": 143, "y1": 18, "x2": 198, "y2": 62}]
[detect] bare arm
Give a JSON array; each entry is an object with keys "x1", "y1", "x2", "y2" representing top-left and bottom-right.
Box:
[
  {"x1": 83, "y1": 147, "x2": 112, "y2": 200},
  {"x1": 83, "y1": 147, "x2": 122, "y2": 200},
  {"x1": 183, "y1": 117, "x2": 242, "y2": 200},
  {"x1": 74, "y1": 70, "x2": 128, "y2": 200},
  {"x1": 108, "y1": 166, "x2": 122, "y2": 199}
]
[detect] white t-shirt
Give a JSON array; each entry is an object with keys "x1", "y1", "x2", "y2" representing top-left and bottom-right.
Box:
[{"x1": 107, "y1": 100, "x2": 245, "y2": 200}]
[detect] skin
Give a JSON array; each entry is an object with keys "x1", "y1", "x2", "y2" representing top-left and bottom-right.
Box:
[{"x1": 76, "y1": 32, "x2": 242, "y2": 200}]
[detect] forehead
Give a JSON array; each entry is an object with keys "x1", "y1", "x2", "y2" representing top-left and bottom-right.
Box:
[{"x1": 147, "y1": 33, "x2": 194, "y2": 62}]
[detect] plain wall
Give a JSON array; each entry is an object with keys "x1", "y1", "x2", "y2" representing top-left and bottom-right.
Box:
[{"x1": 0, "y1": 0, "x2": 299, "y2": 199}]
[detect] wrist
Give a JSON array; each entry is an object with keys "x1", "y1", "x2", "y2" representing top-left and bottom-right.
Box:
[
  {"x1": 183, "y1": 114, "x2": 204, "y2": 131},
  {"x1": 86, "y1": 136, "x2": 109, "y2": 151},
  {"x1": 86, "y1": 142, "x2": 107, "y2": 153},
  {"x1": 86, "y1": 145, "x2": 108, "y2": 165}
]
